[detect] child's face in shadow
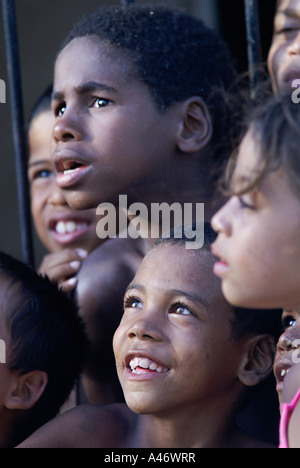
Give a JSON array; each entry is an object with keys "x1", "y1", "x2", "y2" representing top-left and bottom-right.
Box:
[
  {"x1": 52, "y1": 36, "x2": 178, "y2": 210},
  {"x1": 28, "y1": 110, "x2": 100, "y2": 253},
  {"x1": 274, "y1": 308, "x2": 300, "y2": 404},
  {"x1": 211, "y1": 127, "x2": 300, "y2": 310},
  {"x1": 113, "y1": 243, "x2": 250, "y2": 416},
  {"x1": 268, "y1": 0, "x2": 300, "y2": 93}
]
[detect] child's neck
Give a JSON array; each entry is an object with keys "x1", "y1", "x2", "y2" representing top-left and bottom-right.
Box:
[{"x1": 127, "y1": 399, "x2": 243, "y2": 449}]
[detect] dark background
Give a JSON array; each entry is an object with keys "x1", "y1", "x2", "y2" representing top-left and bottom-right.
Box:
[{"x1": 0, "y1": 0, "x2": 276, "y2": 266}]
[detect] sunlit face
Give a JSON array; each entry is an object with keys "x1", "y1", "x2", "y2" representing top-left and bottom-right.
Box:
[
  {"x1": 268, "y1": 0, "x2": 300, "y2": 93},
  {"x1": 28, "y1": 110, "x2": 101, "y2": 253},
  {"x1": 211, "y1": 127, "x2": 300, "y2": 310},
  {"x1": 52, "y1": 36, "x2": 178, "y2": 211},
  {"x1": 113, "y1": 243, "x2": 249, "y2": 416},
  {"x1": 274, "y1": 308, "x2": 300, "y2": 405}
]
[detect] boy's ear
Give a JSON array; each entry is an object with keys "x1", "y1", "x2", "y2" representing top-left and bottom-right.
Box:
[
  {"x1": 5, "y1": 371, "x2": 48, "y2": 410},
  {"x1": 175, "y1": 96, "x2": 212, "y2": 153},
  {"x1": 238, "y1": 334, "x2": 276, "y2": 387}
]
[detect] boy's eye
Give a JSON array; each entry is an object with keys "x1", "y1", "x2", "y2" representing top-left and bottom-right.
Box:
[
  {"x1": 92, "y1": 97, "x2": 112, "y2": 108},
  {"x1": 170, "y1": 303, "x2": 192, "y2": 316},
  {"x1": 124, "y1": 296, "x2": 143, "y2": 310}
]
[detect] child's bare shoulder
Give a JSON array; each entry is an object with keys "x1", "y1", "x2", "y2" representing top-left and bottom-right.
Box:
[{"x1": 17, "y1": 403, "x2": 136, "y2": 448}]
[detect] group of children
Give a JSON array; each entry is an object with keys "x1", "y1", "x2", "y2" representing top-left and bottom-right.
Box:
[{"x1": 1, "y1": 0, "x2": 300, "y2": 448}]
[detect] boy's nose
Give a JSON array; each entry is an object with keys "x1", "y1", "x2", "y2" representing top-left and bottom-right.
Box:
[
  {"x1": 53, "y1": 112, "x2": 83, "y2": 143},
  {"x1": 127, "y1": 315, "x2": 164, "y2": 342}
]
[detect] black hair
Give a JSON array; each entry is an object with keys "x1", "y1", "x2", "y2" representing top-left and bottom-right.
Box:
[
  {"x1": 226, "y1": 93, "x2": 300, "y2": 200},
  {"x1": 0, "y1": 251, "x2": 87, "y2": 443},
  {"x1": 60, "y1": 4, "x2": 239, "y2": 180},
  {"x1": 154, "y1": 222, "x2": 283, "y2": 342}
]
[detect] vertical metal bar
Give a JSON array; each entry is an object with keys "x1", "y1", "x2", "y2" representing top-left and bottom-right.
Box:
[
  {"x1": 244, "y1": 0, "x2": 262, "y2": 97},
  {"x1": 1, "y1": 0, "x2": 34, "y2": 266}
]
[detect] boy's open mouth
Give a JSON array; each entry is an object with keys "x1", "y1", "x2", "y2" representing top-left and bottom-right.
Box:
[
  {"x1": 54, "y1": 157, "x2": 91, "y2": 189},
  {"x1": 56, "y1": 159, "x2": 86, "y2": 175}
]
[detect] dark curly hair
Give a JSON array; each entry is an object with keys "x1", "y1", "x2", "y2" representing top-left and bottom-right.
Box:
[
  {"x1": 60, "y1": 4, "x2": 239, "y2": 178},
  {"x1": 0, "y1": 251, "x2": 87, "y2": 445}
]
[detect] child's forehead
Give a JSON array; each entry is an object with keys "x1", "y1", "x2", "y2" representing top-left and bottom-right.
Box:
[
  {"x1": 140, "y1": 243, "x2": 216, "y2": 287},
  {"x1": 55, "y1": 36, "x2": 136, "y2": 81}
]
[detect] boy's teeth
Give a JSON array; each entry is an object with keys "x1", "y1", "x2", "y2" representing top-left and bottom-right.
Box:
[{"x1": 129, "y1": 357, "x2": 168, "y2": 373}]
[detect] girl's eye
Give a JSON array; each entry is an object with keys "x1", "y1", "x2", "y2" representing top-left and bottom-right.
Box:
[
  {"x1": 92, "y1": 98, "x2": 112, "y2": 108},
  {"x1": 170, "y1": 303, "x2": 192, "y2": 316},
  {"x1": 124, "y1": 296, "x2": 143, "y2": 310},
  {"x1": 237, "y1": 196, "x2": 255, "y2": 210},
  {"x1": 283, "y1": 315, "x2": 297, "y2": 330}
]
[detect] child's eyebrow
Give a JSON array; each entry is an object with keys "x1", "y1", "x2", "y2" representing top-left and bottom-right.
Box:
[
  {"x1": 28, "y1": 159, "x2": 50, "y2": 168},
  {"x1": 169, "y1": 288, "x2": 210, "y2": 309},
  {"x1": 126, "y1": 283, "x2": 209, "y2": 309},
  {"x1": 75, "y1": 81, "x2": 118, "y2": 95},
  {"x1": 52, "y1": 81, "x2": 118, "y2": 101}
]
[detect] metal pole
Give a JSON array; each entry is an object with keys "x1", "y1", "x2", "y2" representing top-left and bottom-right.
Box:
[
  {"x1": 244, "y1": 0, "x2": 262, "y2": 97},
  {"x1": 1, "y1": 0, "x2": 34, "y2": 266}
]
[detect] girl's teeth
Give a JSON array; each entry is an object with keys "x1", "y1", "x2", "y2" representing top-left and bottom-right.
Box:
[{"x1": 55, "y1": 221, "x2": 87, "y2": 234}]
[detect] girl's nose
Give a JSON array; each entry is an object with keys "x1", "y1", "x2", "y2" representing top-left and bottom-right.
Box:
[{"x1": 211, "y1": 200, "x2": 233, "y2": 236}]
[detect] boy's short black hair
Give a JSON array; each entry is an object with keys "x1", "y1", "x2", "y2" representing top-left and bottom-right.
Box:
[
  {"x1": 0, "y1": 251, "x2": 87, "y2": 441},
  {"x1": 154, "y1": 222, "x2": 283, "y2": 341},
  {"x1": 61, "y1": 4, "x2": 238, "y2": 175}
]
